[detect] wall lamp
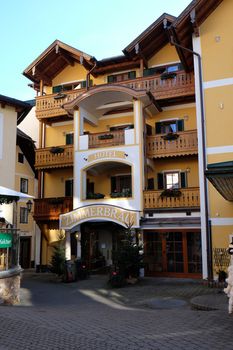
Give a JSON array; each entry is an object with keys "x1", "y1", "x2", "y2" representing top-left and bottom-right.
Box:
[{"x1": 26, "y1": 200, "x2": 33, "y2": 213}]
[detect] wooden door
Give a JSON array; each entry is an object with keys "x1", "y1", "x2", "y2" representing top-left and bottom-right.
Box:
[{"x1": 20, "y1": 237, "x2": 31, "y2": 269}]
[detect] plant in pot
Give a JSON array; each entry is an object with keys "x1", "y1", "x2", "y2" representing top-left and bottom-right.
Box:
[
  {"x1": 162, "y1": 133, "x2": 179, "y2": 141},
  {"x1": 160, "y1": 188, "x2": 182, "y2": 198}
]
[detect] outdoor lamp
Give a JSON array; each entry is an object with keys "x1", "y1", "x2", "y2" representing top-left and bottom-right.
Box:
[
  {"x1": 26, "y1": 200, "x2": 33, "y2": 213},
  {"x1": 75, "y1": 232, "x2": 80, "y2": 240}
]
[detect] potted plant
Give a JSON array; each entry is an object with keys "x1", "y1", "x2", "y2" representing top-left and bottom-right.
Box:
[
  {"x1": 160, "y1": 189, "x2": 182, "y2": 198},
  {"x1": 162, "y1": 133, "x2": 179, "y2": 141},
  {"x1": 98, "y1": 134, "x2": 114, "y2": 140},
  {"x1": 50, "y1": 146, "x2": 64, "y2": 154}
]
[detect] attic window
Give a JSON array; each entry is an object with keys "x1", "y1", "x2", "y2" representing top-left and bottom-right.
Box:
[
  {"x1": 107, "y1": 71, "x2": 136, "y2": 83},
  {"x1": 52, "y1": 80, "x2": 93, "y2": 93},
  {"x1": 18, "y1": 153, "x2": 24, "y2": 164}
]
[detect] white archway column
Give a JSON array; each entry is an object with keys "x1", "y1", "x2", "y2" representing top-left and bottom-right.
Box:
[{"x1": 65, "y1": 230, "x2": 71, "y2": 260}]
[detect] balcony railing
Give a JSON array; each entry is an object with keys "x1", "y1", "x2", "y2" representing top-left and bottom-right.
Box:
[
  {"x1": 35, "y1": 145, "x2": 73, "y2": 169},
  {"x1": 35, "y1": 71, "x2": 194, "y2": 120},
  {"x1": 88, "y1": 130, "x2": 125, "y2": 149},
  {"x1": 33, "y1": 197, "x2": 73, "y2": 221},
  {"x1": 144, "y1": 187, "x2": 200, "y2": 209},
  {"x1": 120, "y1": 71, "x2": 195, "y2": 100},
  {"x1": 146, "y1": 130, "x2": 198, "y2": 158},
  {"x1": 36, "y1": 89, "x2": 84, "y2": 120}
]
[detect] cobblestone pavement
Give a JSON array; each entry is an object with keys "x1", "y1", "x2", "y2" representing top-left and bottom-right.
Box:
[{"x1": 0, "y1": 272, "x2": 232, "y2": 350}]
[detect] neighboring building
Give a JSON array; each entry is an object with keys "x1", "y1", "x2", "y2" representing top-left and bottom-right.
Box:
[
  {"x1": 16, "y1": 129, "x2": 39, "y2": 268},
  {"x1": 23, "y1": 0, "x2": 229, "y2": 279}
]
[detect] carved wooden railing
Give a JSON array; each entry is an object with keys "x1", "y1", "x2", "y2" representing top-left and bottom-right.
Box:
[
  {"x1": 35, "y1": 71, "x2": 194, "y2": 120},
  {"x1": 35, "y1": 145, "x2": 73, "y2": 169},
  {"x1": 144, "y1": 187, "x2": 200, "y2": 209},
  {"x1": 36, "y1": 89, "x2": 84, "y2": 119},
  {"x1": 33, "y1": 197, "x2": 73, "y2": 221},
  {"x1": 146, "y1": 130, "x2": 198, "y2": 158},
  {"x1": 88, "y1": 130, "x2": 125, "y2": 148},
  {"x1": 120, "y1": 71, "x2": 195, "y2": 99}
]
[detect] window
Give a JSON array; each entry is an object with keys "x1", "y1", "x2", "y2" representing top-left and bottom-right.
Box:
[
  {"x1": 18, "y1": 152, "x2": 24, "y2": 163},
  {"x1": 111, "y1": 175, "x2": 132, "y2": 196},
  {"x1": 52, "y1": 80, "x2": 93, "y2": 93},
  {"x1": 65, "y1": 179, "x2": 73, "y2": 197},
  {"x1": 66, "y1": 133, "x2": 74, "y2": 145},
  {"x1": 107, "y1": 71, "x2": 136, "y2": 83},
  {"x1": 143, "y1": 63, "x2": 183, "y2": 77},
  {"x1": 20, "y1": 178, "x2": 28, "y2": 194},
  {"x1": 155, "y1": 120, "x2": 184, "y2": 134},
  {"x1": 157, "y1": 172, "x2": 187, "y2": 190},
  {"x1": 20, "y1": 207, "x2": 28, "y2": 224},
  {"x1": 109, "y1": 124, "x2": 134, "y2": 131}
]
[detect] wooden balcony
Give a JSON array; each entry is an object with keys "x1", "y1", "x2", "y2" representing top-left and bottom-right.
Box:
[
  {"x1": 36, "y1": 89, "x2": 84, "y2": 120},
  {"x1": 33, "y1": 197, "x2": 73, "y2": 221},
  {"x1": 88, "y1": 130, "x2": 125, "y2": 149},
  {"x1": 146, "y1": 130, "x2": 198, "y2": 158},
  {"x1": 120, "y1": 71, "x2": 195, "y2": 100},
  {"x1": 144, "y1": 187, "x2": 200, "y2": 209},
  {"x1": 35, "y1": 71, "x2": 194, "y2": 120},
  {"x1": 35, "y1": 145, "x2": 73, "y2": 170}
]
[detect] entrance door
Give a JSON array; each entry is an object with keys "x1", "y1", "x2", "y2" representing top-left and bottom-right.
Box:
[
  {"x1": 144, "y1": 230, "x2": 202, "y2": 278},
  {"x1": 20, "y1": 237, "x2": 31, "y2": 269}
]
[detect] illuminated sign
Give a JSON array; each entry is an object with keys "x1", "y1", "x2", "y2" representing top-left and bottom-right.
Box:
[
  {"x1": 88, "y1": 151, "x2": 126, "y2": 162},
  {"x1": 60, "y1": 205, "x2": 139, "y2": 230}
]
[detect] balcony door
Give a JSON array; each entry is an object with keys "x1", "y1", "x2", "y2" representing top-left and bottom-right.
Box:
[{"x1": 144, "y1": 230, "x2": 202, "y2": 278}]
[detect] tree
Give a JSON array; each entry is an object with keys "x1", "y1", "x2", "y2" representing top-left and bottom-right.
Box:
[{"x1": 50, "y1": 232, "x2": 66, "y2": 276}]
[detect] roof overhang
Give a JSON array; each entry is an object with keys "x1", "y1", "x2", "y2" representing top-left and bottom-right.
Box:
[{"x1": 205, "y1": 161, "x2": 233, "y2": 201}]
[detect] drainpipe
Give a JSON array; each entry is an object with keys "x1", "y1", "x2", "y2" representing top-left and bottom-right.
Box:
[
  {"x1": 165, "y1": 30, "x2": 212, "y2": 280},
  {"x1": 86, "y1": 61, "x2": 97, "y2": 90}
]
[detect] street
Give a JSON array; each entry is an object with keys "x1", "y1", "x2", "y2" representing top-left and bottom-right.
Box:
[{"x1": 0, "y1": 273, "x2": 232, "y2": 350}]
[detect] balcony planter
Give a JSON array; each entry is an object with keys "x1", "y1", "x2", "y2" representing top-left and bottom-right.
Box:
[
  {"x1": 161, "y1": 72, "x2": 177, "y2": 80},
  {"x1": 50, "y1": 147, "x2": 65, "y2": 154},
  {"x1": 162, "y1": 133, "x2": 179, "y2": 141},
  {"x1": 111, "y1": 189, "x2": 132, "y2": 198},
  {"x1": 98, "y1": 134, "x2": 114, "y2": 140},
  {"x1": 86, "y1": 193, "x2": 105, "y2": 199},
  {"x1": 160, "y1": 189, "x2": 182, "y2": 198},
  {"x1": 54, "y1": 93, "x2": 67, "y2": 100}
]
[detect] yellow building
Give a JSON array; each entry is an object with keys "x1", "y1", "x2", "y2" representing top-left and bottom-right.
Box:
[{"x1": 24, "y1": 2, "x2": 230, "y2": 279}]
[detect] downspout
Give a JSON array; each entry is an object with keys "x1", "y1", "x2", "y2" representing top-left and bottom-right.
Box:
[
  {"x1": 166, "y1": 30, "x2": 212, "y2": 280},
  {"x1": 86, "y1": 61, "x2": 97, "y2": 90}
]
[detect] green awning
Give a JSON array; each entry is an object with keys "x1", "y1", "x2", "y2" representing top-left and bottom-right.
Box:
[{"x1": 205, "y1": 161, "x2": 233, "y2": 201}]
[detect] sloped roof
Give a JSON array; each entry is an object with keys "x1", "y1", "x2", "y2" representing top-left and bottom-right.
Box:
[
  {"x1": 23, "y1": 40, "x2": 96, "y2": 85},
  {"x1": 0, "y1": 94, "x2": 32, "y2": 124},
  {"x1": 17, "y1": 128, "x2": 36, "y2": 175}
]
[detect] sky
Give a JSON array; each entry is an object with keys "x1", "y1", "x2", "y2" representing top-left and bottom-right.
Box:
[{"x1": 0, "y1": 0, "x2": 191, "y2": 101}]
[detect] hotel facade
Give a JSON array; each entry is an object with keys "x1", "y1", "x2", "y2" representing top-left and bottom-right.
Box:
[{"x1": 24, "y1": 0, "x2": 230, "y2": 279}]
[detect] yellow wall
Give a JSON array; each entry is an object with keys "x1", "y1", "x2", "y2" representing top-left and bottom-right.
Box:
[
  {"x1": 84, "y1": 115, "x2": 134, "y2": 133},
  {"x1": 52, "y1": 63, "x2": 87, "y2": 86},
  {"x1": 147, "y1": 106, "x2": 196, "y2": 134},
  {"x1": 44, "y1": 168, "x2": 73, "y2": 197},
  {"x1": 45, "y1": 123, "x2": 73, "y2": 147},
  {"x1": 204, "y1": 85, "x2": 233, "y2": 148},
  {"x1": 148, "y1": 157, "x2": 199, "y2": 189},
  {"x1": 200, "y1": 0, "x2": 233, "y2": 82},
  {"x1": 148, "y1": 44, "x2": 180, "y2": 68}
]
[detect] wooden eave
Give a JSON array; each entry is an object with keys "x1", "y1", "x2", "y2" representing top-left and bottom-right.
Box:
[
  {"x1": 93, "y1": 56, "x2": 140, "y2": 75},
  {"x1": 123, "y1": 13, "x2": 176, "y2": 61},
  {"x1": 172, "y1": 0, "x2": 224, "y2": 70},
  {"x1": 23, "y1": 40, "x2": 96, "y2": 85}
]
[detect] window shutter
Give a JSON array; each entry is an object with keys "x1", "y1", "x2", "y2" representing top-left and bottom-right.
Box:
[
  {"x1": 177, "y1": 119, "x2": 184, "y2": 132},
  {"x1": 53, "y1": 85, "x2": 62, "y2": 93},
  {"x1": 66, "y1": 133, "x2": 74, "y2": 145},
  {"x1": 180, "y1": 172, "x2": 187, "y2": 188},
  {"x1": 90, "y1": 79, "x2": 93, "y2": 87},
  {"x1": 148, "y1": 178, "x2": 154, "y2": 190},
  {"x1": 155, "y1": 122, "x2": 162, "y2": 134},
  {"x1": 80, "y1": 80, "x2": 87, "y2": 88},
  {"x1": 128, "y1": 71, "x2": 136, "y2": 79},
  {"x1": 157, "y1": 173, "x2": 164, "y2": 190},
  {"x1": 107, "y1": 75, "x2": 114, "y2": 83},
  {"x1": 65, "y1": 179, "x2": 73, "y2": 197},
  {"x1": 111, "y1": 177, "x2": 116, "y2": 193}
]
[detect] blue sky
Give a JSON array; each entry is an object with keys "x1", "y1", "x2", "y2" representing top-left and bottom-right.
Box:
[{"x1": 1, "y1": 0, "x2": 191, "y2": 101}]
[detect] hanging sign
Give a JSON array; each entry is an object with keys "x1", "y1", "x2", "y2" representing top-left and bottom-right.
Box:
[{"x1": 0, "y1": 233, "x2": 12, "y2": 248}]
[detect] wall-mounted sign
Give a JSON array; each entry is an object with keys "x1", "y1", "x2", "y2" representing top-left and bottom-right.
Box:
[
  {"x1": 60, "y1": 204, "x2": 139, "y2": 230},
  {"x1": 88, "y1": 151, "x2": 126, "y2": 162},
  {"x1": 0, "y1": 233, "x2": 12, "y2": 248}
]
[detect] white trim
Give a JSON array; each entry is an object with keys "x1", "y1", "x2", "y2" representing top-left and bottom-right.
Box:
[
  {"x1": 203, "y1": 77, "x2": 233, "y2": 90},
  {"x1": 142, "y1": 225, "x2": 201, "y2": 230},
  {"x1": 146, "y1": 212, "x2": 200, "y2": 219},
  {"x1": 193, "y1": 34, "x2": 208, "y2": 279},
  {"x1": 207, "y1": 145, "x2": 233, "y2": 155},
  {"x1": 211, "y1": 218, "x2": 233, "y2": 226},
  {"x1": 15, "y1": 173, "x2": 34, "y2": 180},
  {"x1": 99, "y1": 112, "x2": 133, "y2": 120},
  {"x1": 0, "y1": 113, "x2": 3, "y2": 159},
  {"x1": 162, "y1": 103, "x2": 196, "y2": 111},
  {"x1": 149, "y1": 61, "x2": 180, "y2": 68},
  {"x1": 159, "y1": 117, "x2": 179, "y2": 122},
  {"x1": 50, "y1": 121, "x2": 73, "y2": 127}
]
